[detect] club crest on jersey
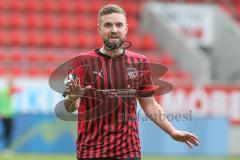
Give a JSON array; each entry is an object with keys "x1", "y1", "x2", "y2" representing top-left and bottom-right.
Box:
[{"x1": 127, "y1": 66, "x2": 138, "y2": 80}]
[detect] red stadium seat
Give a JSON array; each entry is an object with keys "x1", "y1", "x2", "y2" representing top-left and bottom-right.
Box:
[
  {"x1": 141, "y1": 34, "x2": 157, "y2": 51},
  {"x1": 93, "y1": 34, "x2": 102, "y2": 48},
  {"x1": 176, "y1": 70, "x2": 192, "y2": 80},
  {"x1": 10, "y1": 66, "x2": 24, "y2": 76},
  {"x1": 0, "y1": 1, "x2": 4, "y2": 10},
  {"x1": 0, "y1": 52, "x2": 6, "y2": 61},
  {"x1": 9, "y1": 52, "x2": 24, "y2": 62},
  {"x1": 9, "y1": 0, "x2": 21, "y2": 11},
  {"x1": 10, "y1": 14, "x2": 22, "y2": 28},
  {"x1": 27, "y1": 31, "x2": 40, "y2": 46},
  {"x1": 26, "y1": 0, "x2": 39, "y2": 12},
  {"x1": 60, "y1": 33, "x2": 73, "y2": 48},
  {"x1": 234, "y1": 6, "x2": 240, "y2": 17},
  {"x1": 42, "y1": 1, "x2": 56, "y2": 12},
  {"x1": 128, "y1": 17, "x2": 139, "y2": 33},
  {"x1": 127, "y1": 34, "x2": 141, "y2": 50},
  {"x1": 75, "y1": 0, "x2": 89, "y2": 13},
  {"x1": 43, "y1": 32, "x2": 56, "y2": 47},
  {"x1": 122, "y1": 1, "x2": 138, "y2": 16},
  {"x1": 27, "y1": 52, "x2": 41, "y2": 63},
  {"x1": 0, "y1": 15, "x2": 7, "y2": 27},
  {"x1": 159, "y1": 51, "x2": 176, "y2": 66},
  {"x1": 0, "y1": 32, "x2": 5, "y2": 45},
  {"x1": 26, "y1": 15, "x2": 40, "y2": 29},
  {"x1": 231, "y1": 0, "x2": 240, "y2": 6},
  {"x1": 0, "y1": 66, "x2": 6, "y2": 76},
  {"x1": 90, "y1": 1, "x2": 103, "y2": 14},
  {"x1": 89, "y1": 16, "x2": 98, "y2": 31},
  {"x1": 10, "y1": 32, "x2": 22, "y2": 45},
  {"x1": 43, "y1": 66, "x2": 55, "y2": 76},
  {"x1": 42, "y1": 15, "x2": 55, "y2": 29},
  {"x1": 59, "y1": 0, "x2": 71, "y2": 13},
  {"x1": 42, "y1": 53, "x2": 58, "y2": 63},
  {"x1": 27, "y1": 66, "x2": 42, "y2": 77},
  {"x1": 59, "y1": 16, "x2": 72, "y2": 30},
  {"x1": 76, "y1": 33, "x2": 89, "y2": 48},
  {"x1": 75, "y1": 16, "x2": 89, "y2": 31}
]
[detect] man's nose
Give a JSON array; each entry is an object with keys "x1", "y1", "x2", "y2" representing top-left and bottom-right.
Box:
[{"x1": 111, "y1": 25, "x2": 118, "y2": 32}]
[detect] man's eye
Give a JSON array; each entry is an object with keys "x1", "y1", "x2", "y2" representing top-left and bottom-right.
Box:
[
  {"x1": 117, "y1": 23, "x2": 123, "y2": 27},
  {"x1": 104, "y1": 23, "x2": 112, "y2": 27}
]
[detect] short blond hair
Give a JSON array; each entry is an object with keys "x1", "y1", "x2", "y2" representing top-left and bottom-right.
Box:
[{"x1": 98, "y1": 4, "x2": 126, "y2": 24}]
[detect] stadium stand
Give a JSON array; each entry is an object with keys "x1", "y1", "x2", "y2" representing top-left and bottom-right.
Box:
[{"x1": 4, "y1": 0, "x2": 239, "y2": 83}]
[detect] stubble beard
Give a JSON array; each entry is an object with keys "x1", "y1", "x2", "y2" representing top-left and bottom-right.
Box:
[{"x1": 103, "y1": 36, "x2": 124, "y2": 51}]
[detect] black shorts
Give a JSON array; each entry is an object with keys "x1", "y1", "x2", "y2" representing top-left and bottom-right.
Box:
[{"x1": 78, "y1": 158, "x2": 141, "y2": 160}]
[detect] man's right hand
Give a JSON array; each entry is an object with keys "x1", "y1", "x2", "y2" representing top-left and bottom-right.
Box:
[
  {"x1": 65, "y1": 77, "x2": 91, "y2": 99},
  {"x1": 64, "y1": 77, "x2": 91, "y2": 112}
]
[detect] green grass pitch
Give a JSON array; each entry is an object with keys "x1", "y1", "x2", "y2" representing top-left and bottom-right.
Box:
[{"x1": 0, "y1": 154, "x2": 239, "y2": 160}]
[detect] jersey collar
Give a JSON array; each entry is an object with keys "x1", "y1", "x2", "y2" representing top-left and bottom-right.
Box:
[{"x1": 95, "y1": 48, "x2": 125, "y2": 59}]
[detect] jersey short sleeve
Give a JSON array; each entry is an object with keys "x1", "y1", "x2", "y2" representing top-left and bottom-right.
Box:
[{"x1": 137, "y1": 59, "x2": 155, "y2": 97}]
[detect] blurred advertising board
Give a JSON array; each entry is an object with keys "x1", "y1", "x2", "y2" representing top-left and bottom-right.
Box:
[
  {"x1": 157, "y1": 3, "x2": 215, "y2": 47},
  {"x1": 0, "y1": 78, "x2": 239, "y2": 124},
  {"x1": 158, "y1": 85, "x2": 240, "y2": 125}
]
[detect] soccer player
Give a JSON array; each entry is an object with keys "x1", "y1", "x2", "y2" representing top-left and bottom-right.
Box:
[{"x1": 63, "y1": 4, "x2": 199, "y2": 160}]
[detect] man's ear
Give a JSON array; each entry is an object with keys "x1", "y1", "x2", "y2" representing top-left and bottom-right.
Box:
[
  {"x1": 126, "y1": 23, "x2": 129, "y2": 34},
  {"x1": 97, "y1": 23, "x2": 101, "y2": 34}
]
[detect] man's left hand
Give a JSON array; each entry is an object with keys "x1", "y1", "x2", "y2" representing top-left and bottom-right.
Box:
[{"x1": 170, "y1": 130, "x2": 199, "y2": 148}]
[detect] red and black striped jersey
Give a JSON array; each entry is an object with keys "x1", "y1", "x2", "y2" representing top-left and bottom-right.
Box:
[{"x1": 70, "y1": 49, "x2": 153, "y2": 159}]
